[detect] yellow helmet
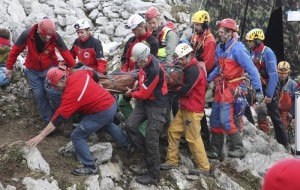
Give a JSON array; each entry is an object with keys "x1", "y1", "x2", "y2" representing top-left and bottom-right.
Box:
[
  {"x1": 277, "y1": 61, "x2": 290, "y2": 74},
  {"x1": 192, "y1": 10, "x2": 210, "y2": 24},
  {"x1": 245, "y1": 28, "x2": 265, "y2": 41}
]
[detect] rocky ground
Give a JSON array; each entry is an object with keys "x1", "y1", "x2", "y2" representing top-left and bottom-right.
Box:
[{"x1": 0, "y1": 69, "x2": 293, "y2": 190}]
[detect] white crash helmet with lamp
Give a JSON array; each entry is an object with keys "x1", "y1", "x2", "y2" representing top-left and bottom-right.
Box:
[
  {"x1": 131, "y1": 42, "x2": 150, "y2": 62},
  {"x1": 125, "y1": 14, "x2": 145, "y2": 30},
  {"x1": 174, "y1": 43, "x2": 193, "y2": 59},
  {"x1": 74, "y1": 19, "x2": 90, "y2": 30}
]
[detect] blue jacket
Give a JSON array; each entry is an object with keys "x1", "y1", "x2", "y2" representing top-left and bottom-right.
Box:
[
  {"x1": 208, "y1": 38, "x2": 262, "y2": 92},
  {"x1": 250, "y1": 44, "x2": 278, "y2": 98}
]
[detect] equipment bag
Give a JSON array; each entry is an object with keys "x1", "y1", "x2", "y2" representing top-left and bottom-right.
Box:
[{"x1": 234, "y1": 82, "x2": 248, "y2": 116}]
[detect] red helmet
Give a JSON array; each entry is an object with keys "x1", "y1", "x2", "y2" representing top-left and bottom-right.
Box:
[
  {"x1": 38, "y1": 18, "x2": 56, "y2": 37},
  {"x1": 218, "y1": 18, "x2": 237, "y2": 32},
  {"x1": 164, "y1": 21, "x2": 176, "y2": 31},
  {"x1": 46, "y1": 67, "x2": 66, "y2": 86},
  {"x1": 145, "y1": 7, "x2": 160, "y2": 21}
]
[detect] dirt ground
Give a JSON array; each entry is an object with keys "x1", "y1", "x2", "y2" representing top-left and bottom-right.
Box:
[
  {"x1": 0, "y1": 101, "x2": 87, "y2": 189},
  {"x1": 0, "y1": 79, "x2": 261, "y2": 190},
  {"x1": 0, "y1": 97, "x2": 172, "y2": 189}
]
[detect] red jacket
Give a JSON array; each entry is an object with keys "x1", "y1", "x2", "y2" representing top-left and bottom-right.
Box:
[
  {"x1": 121, "y1": 31, "x2": 158, "y2": 72},
  {"x1": 178, "y1": 58, "x2": 206, "y2": 112},
  {"x1": 51, "y1": 70, "x2": 115, "y2": 127},
  {"x1": 70, "y1": 35, "x2": 107, "y2": 74},
  {"x1": 191, "y1": 29, "x2": 216, "y2": 74},
  {"x1": 6, "y1": 24, "x2": 75, "y2": 71},
  {"x1": 131, "y1": 55, "x2": 168, "y2": 108}
]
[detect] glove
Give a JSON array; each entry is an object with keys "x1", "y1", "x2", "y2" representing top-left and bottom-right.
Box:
[{"x1": 255, "y1": 92, "x2": 264, "y2": 103}]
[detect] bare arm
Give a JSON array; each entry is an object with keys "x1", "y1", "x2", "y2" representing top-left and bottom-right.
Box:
[{"x1": 26, "y1": 122, "x2": 56, "y2": 146}]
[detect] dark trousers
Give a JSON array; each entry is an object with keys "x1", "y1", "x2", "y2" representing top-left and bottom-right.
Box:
[
  {"x1": 200, "y1": 111, "x2": 210, "y2": 135},
  {"x1": 244, "y1": 105, "x2": 255, "y2": 125},
  {"x1": 267, "y1": 97, "x2": 288, "y2": 146},
  {"x1": 125, "y1": 101, "x2": 167, "y2": 178}
]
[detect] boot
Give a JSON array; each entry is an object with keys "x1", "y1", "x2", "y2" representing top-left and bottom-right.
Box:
[
  {"x1": 228, "y1": 132, "x2": 245, "y2": 158},
  {"x1": 207, "y1": 133, "x2": 225, "y2": 161}
]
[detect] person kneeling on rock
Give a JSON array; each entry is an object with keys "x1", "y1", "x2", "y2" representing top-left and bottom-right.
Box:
[{"x1": 26, "y1": 66, "x2": 132, "y2": 176}]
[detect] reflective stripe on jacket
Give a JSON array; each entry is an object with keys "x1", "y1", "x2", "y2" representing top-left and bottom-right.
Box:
[
  {"x1": 51, "y1": 70, "x2": 115, "y2": 126},
  {"x1": 131, "y1": 55, "x2": 168, "y2": 108},
  {"x1": 157, "y1": 27, "x2": 172, "y2": 58}
]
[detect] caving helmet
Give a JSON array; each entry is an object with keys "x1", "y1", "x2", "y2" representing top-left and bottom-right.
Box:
[
  {"x1": 46, "y1": 67, "x2": 66, "y2": 86},
  {"x1": 131, "y1": 42, "x2": 150, "y2": 62},
  {"x1": 218, "y1": 18, "x2": 237, "y2": 32},
  {"x1": 144, "y1": 7, "x2": 160, "y2": 21},
  {"x1": 125, "y1": 14, "x2": 145, "y2": 30},
  {"x1": 277, "y1": 61, "x2": 290, "y2": 74},
  {"x1": 174, "y1": 43, "x2": 193, "y2": 59},
  {"x1": 164, "y1": 21, "x2": 176, "y2": 31},
  {"x1": 38, "y1": 17, "x2": 55, "y2": 38},
  {"x1": 73, "y1": 19, "x2": 90, "y2": 30},
  {"x1": 245, "y1": 28, "x2": 265, "y2": 41},
  {"x1": 192, "y1": 10, "x2": 210, "y2": 23}
]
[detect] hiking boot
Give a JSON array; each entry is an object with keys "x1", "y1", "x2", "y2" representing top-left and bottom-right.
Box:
[
  {"x1": 228, "y1": 132, "x2": 246, "y2": 159},
  {"x1": 285, "y1": 143, "x2": 295, "y2": 155},
  {"x1": 135, "y1": 174, "x2": 158, "y2": 185},
  {"x1": 207, "y1": 151, "x2": 225, "y2": 161},
  {"x1": 72, "y1": 166, "x2": 99, "y2": 176},
  {"x1": 130, "y1": 163, "x2": 147, "y2": 175},
  {"x1": 160, "y1": 162, "x2": 178, "y2": 170},
  {"x1": 208, "y1": 133, "x2": 225, "y2": 160},
  {"x1": 189, "y1": 168, "x2": 211, "y2": 176}
]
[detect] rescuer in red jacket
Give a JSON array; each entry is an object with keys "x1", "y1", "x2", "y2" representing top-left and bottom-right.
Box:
[
  {"x1": 70, "y1": 19, "x2": 107, "y2": 74},
  {"x1": 5, "y1": 17, "x2": 76, "y2": 123},
  {"x1": 26, "y1": 67, "x2": 131, "y2": 176},
  {"x1": 124, "y1": 42, "x2": 168, "y2": 185}
]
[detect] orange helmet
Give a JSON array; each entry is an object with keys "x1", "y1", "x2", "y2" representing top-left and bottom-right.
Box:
[
  {"x1": 277, "y1": 61, "x2": 290, "y2": 74},
  {"x1": 145, "y1": 7, "x2": 160, "y2": 21},
  {"x1": 218, "y1": 18, "x2": 237, "y2": 32},
  {"x1": 46, "y1": 67, "x2": 66, "y2": 86},
  {"x1": 38, "y1": 17, "x2": 55, "y2": 37},
  {"x1": 164, "y1": 21, "x2": 176, "y2": 31}
]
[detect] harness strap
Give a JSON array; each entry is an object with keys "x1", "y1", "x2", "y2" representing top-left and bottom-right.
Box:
[{"x1": 228, "y1": 76, "x2": 247, "y2": 83}]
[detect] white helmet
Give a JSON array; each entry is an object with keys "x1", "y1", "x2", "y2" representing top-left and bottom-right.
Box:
[
  {"x1": 131, "y1": 42, "x2": 150, "y2": 61},
  {"x1": 125, "y1": 14, "x2": 145, "y2": 30},
  {"x1": 174, "y1": 43, "x2": 193, "y2": 58},
  {"x1": 74, "y1": 19, "x2": 90, "y2": 30}
]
